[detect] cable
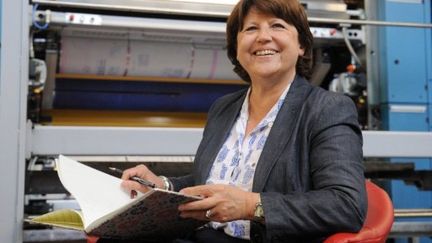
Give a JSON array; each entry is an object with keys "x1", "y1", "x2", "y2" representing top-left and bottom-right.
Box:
[
  {"x1": 27, "y1": 156, "x2": 39, "y2": 170},
  {"x1": 341, "y1": 25, "x2": 362, "y2": 67}
]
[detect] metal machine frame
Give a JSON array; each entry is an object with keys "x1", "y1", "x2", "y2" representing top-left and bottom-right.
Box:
[
  {"x1": 28, "y1": 126, "x2": 432, "y2": 158},
  {"x1": 0, "y1": 0, "x2": 28, "y2": 242}
]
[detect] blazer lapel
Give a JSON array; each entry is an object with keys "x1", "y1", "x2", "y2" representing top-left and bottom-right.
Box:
[
  {"x1": 197, "y1": 91, "x2": 247, "y2": 184},
  {"x1": 252, "y1": 76, "x2": 313, "y2": 192}
]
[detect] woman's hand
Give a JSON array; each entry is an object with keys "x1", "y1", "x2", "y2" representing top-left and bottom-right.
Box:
[
  {"x1": 120, "y1": 164, "x2": 164, "y2": 195},
  {"x1": 178, "y1": 184, "x2": 260, "y2": 222}
]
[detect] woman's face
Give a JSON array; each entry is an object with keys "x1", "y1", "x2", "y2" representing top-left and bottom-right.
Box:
[{"x1": 236, "y1": 8, "x2": 304, "y2": 82}]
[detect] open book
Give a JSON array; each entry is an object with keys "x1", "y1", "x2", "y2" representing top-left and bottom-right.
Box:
[{"x1": 26, "y1": 155, "x2": 204, "y2": 240}]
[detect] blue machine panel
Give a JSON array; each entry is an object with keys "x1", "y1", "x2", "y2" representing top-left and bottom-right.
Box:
[
  {"x1": 429, "y1": 78, "x2": 432, "y2": 121},
  {"x1": 381, "y1": 104, "x2": 429, "y2": 131},
  {"x1": 430, "y1": 104, "x2": 432, "y2": 131},
  {"x1": 385, "y1": 107, "x2": 432, "y2": 243},
  {"x1": 390, "y1": 159, "x2": 432, "y2": 207},
  {"x1": 387, "y1": 104, "x2": 430, "y2": 209},
  {"x1": 427, "y1": 1, "x2": 432, "y2": 108},
  {"x1": 379, "y1": 1, "x2": 431, "y2": 242},
  {"x1": 379, "y1": 0, "x2": 429, "y2": 104},
  {"x1": 385, "y1": 103, "x2": 431, "y2": 207}
]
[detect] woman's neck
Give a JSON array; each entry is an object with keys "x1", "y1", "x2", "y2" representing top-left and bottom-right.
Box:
[
  {"x1": 248, "y1": 72, "x2": 294, "y2": 109},
  {"x1": 245, "y1": 76, "x2": 293, "y2": 136},
  {"x1": 248, "y1": 70, "x2": 295, "y2": 97}
]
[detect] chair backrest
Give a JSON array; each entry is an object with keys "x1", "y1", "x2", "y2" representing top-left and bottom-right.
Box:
[{"x1": 324, "y1": 180, "x2": 394, "y2": 243}]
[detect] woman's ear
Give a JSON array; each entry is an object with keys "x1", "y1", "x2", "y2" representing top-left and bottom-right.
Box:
[{"x1": 298, "y1": 46, "x2": 305, "y2": 57}]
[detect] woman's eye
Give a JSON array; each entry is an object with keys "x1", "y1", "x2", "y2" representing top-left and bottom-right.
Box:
[
  {"x1": 272, "y1": 23, "x2": 286, "y2": 29},
  {"x1": 244, "y1": 26, "x2": 257, "y2": 32}
]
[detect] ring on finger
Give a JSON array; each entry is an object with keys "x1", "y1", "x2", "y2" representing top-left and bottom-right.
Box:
[{"x1": 205, "y1": 209, "x2": 212, "y2": 219}]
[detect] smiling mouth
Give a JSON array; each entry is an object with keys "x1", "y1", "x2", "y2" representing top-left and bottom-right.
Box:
[{"x1": 254, "y1": 50, "x2": 278, "y2": 56}]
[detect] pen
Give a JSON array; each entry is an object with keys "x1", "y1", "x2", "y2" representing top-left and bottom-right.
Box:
[{"x1": 109, "y1": 167, "x2": 156, "y2": 188}]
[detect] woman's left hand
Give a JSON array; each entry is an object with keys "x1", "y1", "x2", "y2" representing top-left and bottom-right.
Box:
[{"x1": 178, "y1": 184, "x2": 260, "y2": 222}]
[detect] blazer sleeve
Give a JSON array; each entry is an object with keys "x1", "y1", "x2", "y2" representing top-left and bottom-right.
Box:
[{"x1": 258, "y1": 93, "x2": 367, "y2": 240}]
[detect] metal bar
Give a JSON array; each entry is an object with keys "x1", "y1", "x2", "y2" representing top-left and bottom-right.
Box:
[
  {"x1": 31, "y1": 0, "x2": 346, "y2": 19},
  {"x1": 308, "y1": 17, "x2": 432, "y2": 28},
  {"x1": 29, "y1": 126, "x2": 432, "y2": 158},
  {"x1": 33, "y1": 0, "x2": 432, "y2": 28},
  {"x1": 395, "y1": 209, "x2": 432, "y2": 218},
  {"x1": 362, "y1": 131, "x2": 432, "y2": 158},
  {"x1": 29, "y1": 125, "x2": 203, "y2": 156},
  {"x1": 390, "y1": 222, "x2": 432, "y2": 237},
  {"x1": 43, "y1": 11, "x2": 227, "y2": 35},
  {"x1": 23, "y1": 229, "x2": 86, "y2": 242},
  {"x1": 41, "y1": 11, "x2": 365, "y2": 42},
  {"x1": 32, "y1": 0, "x2": 234, "y2": 18}
]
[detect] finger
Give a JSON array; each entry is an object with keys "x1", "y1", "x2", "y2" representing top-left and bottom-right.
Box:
[
  {"x1": 179, "y1": 185, "x2": 210, "y2": 196},
  {"x1": 121, "y1": 179, "x2": 150, "y2": 193},
  {"x1": 180, "y1": 184, "x2": 221, "y2": 198},
  {"x1": 130, "y1": 190, "x2": 137, "y2": 199},
  {"x1": 178, "y1": 197, "x2": 214, "y2": 212},
  {"x1": 179, "y1": 210, "x2": 210, "y2": 221},
  {"x1": 121, "y1": 164, "x2": 148, "y2": 180},
  {"x1": 207, "y1": 205, "x2": 230, "y2": 223},
  {"x1": 182, "y1": 205, "x2": 229, "y2": 223}
]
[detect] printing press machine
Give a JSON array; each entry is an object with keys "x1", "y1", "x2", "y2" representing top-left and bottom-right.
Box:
[{"x1": 4, "y1": 0, "x2": 429, "y2": 242}]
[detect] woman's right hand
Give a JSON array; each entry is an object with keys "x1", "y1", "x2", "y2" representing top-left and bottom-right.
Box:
[{"x1": 120, "y1": 164, "x2": 164, "y2": 194}]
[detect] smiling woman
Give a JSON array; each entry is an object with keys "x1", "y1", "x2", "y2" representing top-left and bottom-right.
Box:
[
  {"x1": 235, "y1": 8, "x2": 304, "y2": 88},
  {"x1": 226, "y1": 0, "x2": 313, "y2": 83},
  {"x1": 100, "y1": 0, "x2": 367, "y2": 243}
]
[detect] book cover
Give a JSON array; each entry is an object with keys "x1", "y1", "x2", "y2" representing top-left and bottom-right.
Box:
[{"x1": 27, "y1": 155, "x2": 204, "y2": 240}]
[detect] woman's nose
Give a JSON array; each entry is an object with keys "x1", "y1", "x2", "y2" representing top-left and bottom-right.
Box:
[{"x1": 256, "y1": 27, "x2": 272, "y2": 42}]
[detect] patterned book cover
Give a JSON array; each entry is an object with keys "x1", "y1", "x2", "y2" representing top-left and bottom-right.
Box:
[{"x1": 88, "y1": 189, "x2": 205, "y2": 240}]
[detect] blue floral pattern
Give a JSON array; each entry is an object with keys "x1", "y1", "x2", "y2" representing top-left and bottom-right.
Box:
[{"x1": 216, "y1": 145, "x2": 229, "y2": 163}]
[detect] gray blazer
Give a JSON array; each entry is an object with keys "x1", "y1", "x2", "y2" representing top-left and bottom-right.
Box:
[{"x1": 171, "y1": 75, "x2": 367, "y2": 243}]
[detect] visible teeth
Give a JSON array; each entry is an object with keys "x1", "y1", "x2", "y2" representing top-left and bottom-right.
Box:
[{"x1": 255, "y1": 50, "x2": 276, "y2": 56}]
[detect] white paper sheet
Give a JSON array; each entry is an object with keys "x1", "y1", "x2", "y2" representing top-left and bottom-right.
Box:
[{"x1": 57, "y1": 155, "x2": 138, "y2": 229}]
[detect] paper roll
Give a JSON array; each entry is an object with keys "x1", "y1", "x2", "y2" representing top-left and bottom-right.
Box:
[{"x1": 60, "y1": 36, "x2": 239, "y2": 80}]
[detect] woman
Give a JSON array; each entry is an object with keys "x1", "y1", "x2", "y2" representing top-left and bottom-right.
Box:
[{"x1": 121, "y1": 0, "x2": 367, "y2": 242}]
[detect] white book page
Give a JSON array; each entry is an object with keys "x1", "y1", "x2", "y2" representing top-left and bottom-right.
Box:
[
  {"x1": 85, "y1": 190, "x2": 155, "y2": 232},
  {"x1": 57, "y1": 155, "x2": 142, "y2": 229}
]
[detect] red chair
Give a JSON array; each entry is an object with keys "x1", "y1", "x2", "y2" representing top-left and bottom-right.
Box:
[
  {"x1": 86, "y1": 236, "x2": 99, "y2": 243},
  {"x1": 324, "y1": 180, "x2": 394, "y2": 243}
]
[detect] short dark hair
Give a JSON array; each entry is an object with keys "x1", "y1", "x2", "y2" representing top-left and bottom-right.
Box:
[{"x1": 226, "y1": 0, "x2": 314, "y2": 82}]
